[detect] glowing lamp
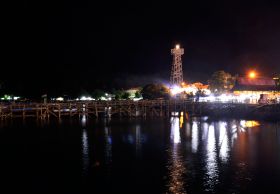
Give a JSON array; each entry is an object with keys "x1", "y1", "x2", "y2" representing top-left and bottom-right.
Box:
[
  {"x1": 175, "y1": 44, "x2": 180, "y2": 49},
  {"x1": 248, "y1": 71, "x2": 256, "y2": 79}
]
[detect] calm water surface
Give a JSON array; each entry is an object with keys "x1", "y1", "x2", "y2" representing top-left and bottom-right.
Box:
[{"x1": 0, "y1": 116, "x2": 279, "y2": 194}]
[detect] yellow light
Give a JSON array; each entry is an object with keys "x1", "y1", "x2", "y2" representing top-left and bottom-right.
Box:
[
  {"x1": 248, "y1": 71, "x2": 256, "y2": 79},
  {"x1": 245, "y1": 121, "x2": 260, "y2": 128},
  {"x1": 176, "y1": 44, "x2": 180, "y2": 49},
  {"x1": 181, "y1": 82, "x2": 185, "y2": 86},
  {"x1": 180, "y1": 114, "x2": 184, "y2": 128}
]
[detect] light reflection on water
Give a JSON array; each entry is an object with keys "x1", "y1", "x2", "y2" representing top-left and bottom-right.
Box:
[
  {"x1": 82, "y1": 128, "x2": 89, "y2": 175},
  {"x1": 75, "y1": 117, "x2": 280, "y2": 193},
  {"x1": 218, "y1": 122, "x2": 229, "y2": 162},
  {"x1": 170, "y1": 117, "x2": 181, "y2": 144},
  {"x1": 1, "y1": 116, "x2": 280, "y2": 194},
  {"x1": 167, "y1": 117, "x2": 186, "y2": 194},
  {"x1": 165, "y1": 117, "x2": 267, "y2": 193},
  {"x1": 204, "y1": 124, "x2": 218, "y2": 190},
  {"x1": 81, "y1": 115, "x2": 89, "y2": 176},
  {"x1": 191, "y1": 121, "x2": 198, "y2": 153},
  {"x1": 135, "y1": 125, "x2": 142, "y2": 157},
  {"x1": 104, "y1": 126, "x2": 112, "y2": 166}
]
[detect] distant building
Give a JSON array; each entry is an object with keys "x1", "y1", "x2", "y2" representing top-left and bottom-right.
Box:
[{"x1": 232, "y1": 77, "x2": 280, "y2": 103}]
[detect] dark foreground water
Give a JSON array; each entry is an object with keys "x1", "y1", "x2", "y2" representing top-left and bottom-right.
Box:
[{"x1": 0, "y1": 116, "x2": 280, "y2": 194}]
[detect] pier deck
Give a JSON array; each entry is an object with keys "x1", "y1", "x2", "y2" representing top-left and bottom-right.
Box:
[{"x1": 0, "y1": 100, "x2": 279, "y2": 120}]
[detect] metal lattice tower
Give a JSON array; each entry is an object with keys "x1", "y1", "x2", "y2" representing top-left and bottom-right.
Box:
[{"x1": 170, "y1": 44, "x2": 184, "y2": 86}]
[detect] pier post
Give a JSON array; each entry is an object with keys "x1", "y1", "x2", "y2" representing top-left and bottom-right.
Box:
[{"x1": 58, "y1": 104, "x2": 61, "y2": 119}]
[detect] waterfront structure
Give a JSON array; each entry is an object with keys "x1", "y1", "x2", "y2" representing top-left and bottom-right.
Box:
[
  {"x1": 170, "y1": 44, "x2": 184, "y2": 86},
  {"x1": 232, "y1": 77, "x2": 280, "y2": 103},
  {"x1": 1, "y1": 100, "x2": 280, "y2": 120}
]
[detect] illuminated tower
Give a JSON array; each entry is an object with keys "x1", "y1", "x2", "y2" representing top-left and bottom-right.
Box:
[{"x1": 170, "y1": 44, "x2": 184, "y2": 86}]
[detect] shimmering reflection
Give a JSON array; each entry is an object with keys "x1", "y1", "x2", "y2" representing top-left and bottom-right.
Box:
[
  {"x1": 180, "y1": 113, "x2": 184, "y2": 128},
  {"x1": 82, "y1": 128, "x2": 89, "y2": 175},
  {"x1": 135, "y1": 124, "x2": 142, "y2": 157},
  {"x1": 191, "y1": 121, "x2": 198, "y2": 153},
  {"x1": 185, "y1": 122, "x2": 191, "y2": 138},
  {"x1": 240, "y1": 120, "x2": 260, "y2": 128},
  {"x1": 218, "y1": 122, "x2": 229, "y2": 162},
  {"x1": 204, "y1": 124, "x2": 219, "y2": 190},
  {"x1": 167, "y1": 117, "x2": 186, "y2": 194},
  {"x1": 170, "y1": 117, "x2": 181, "y2": 144},
  {"x1": 81, "y1": 115, "x2": 87, "y2": 127},
  {"x1": 104, "y1": 126, "x2": 112, "y2": 166}
]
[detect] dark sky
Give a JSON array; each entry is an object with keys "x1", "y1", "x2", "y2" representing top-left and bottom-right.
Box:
[{"x1": 3, "y1": 0, "x2": 280, "y2": 97}]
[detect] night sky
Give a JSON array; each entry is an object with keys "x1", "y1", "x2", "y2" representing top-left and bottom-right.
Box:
[{"x1": 3, "y1": 0, "x2": 280, "y2": 97}]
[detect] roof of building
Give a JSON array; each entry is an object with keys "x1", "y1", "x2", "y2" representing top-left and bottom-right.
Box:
[{"x1": 232, "y1": 77, "x2": 279, "y2": 91}]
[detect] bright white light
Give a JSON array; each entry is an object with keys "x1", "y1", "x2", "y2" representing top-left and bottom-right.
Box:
[
  {"x1": 205, "y1": 124, "x2": 218, "y2": 189},
  {"x1": 82, "y1": 128, "x2": 89, "y2": 174},
  {"x1": 133, "y1": 97, "x2": 143, "y2": 101},
  {"x1": 13, "y1": 96, "x2": 20, "y2": 100},
  {"x1": 170, "y1": 86, "x2": 182, "y2": 95},
  {"x1": 81, "y1": 115, "x2": 87, "y2": 127},
  {"x1": 203, "y1": 95, "x2": 216, "y2": 102},
  {"x1": 218, "y1": 122, "x2": 229, "y2": 162},
  {"x1": 56, "y1": 97, "x2": 64, "y2": 101},
  {"x1": 171, "y1": 112, "x2": 179, "y2": 116},
  {"x1": 80, "y1": 96, "x2": 94, "y2": 101},
  {"x1": 217, "y1": 94, "x2": 233, "y2": 102},
  {"x1": 176, "y1": 44, "x2": 180, "y2": 49},
  {"x1": 203, "y1": 89, "x2": 211, "y2": 95},
  {"x1": 192, "y1": 121, "x2": 198, "y2": 153},
  {"x1": 170, "y1": 117, "x2": 181, "y2": 144}
]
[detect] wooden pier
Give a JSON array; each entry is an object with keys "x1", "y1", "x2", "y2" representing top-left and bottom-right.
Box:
[{"x1": 0, "y1": 100, "x2": 280, "y2": 120}]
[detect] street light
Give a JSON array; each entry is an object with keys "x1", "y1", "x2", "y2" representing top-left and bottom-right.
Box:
[{"x1": 248, "y1": 71, "x2": 256, "y2": 79}]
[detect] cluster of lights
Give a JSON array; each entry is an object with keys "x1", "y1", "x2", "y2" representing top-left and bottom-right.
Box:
[
  {"x1": 170, "y1": 85, "x2": 184, "y2": 95},
  {"x1": 170, "y1": 83, "x2": 211, "y2": 96},
  {"x1": 0, "y1": 95, "x2": 20, "y2": 101},
  {"x1": 199, "y1": 93, "x2": 260, "y2": 104},
  {"x1": 77, "y1": 96, "x2": 95, "y2": 101},
  {"x1": 240, "y1": 120, "x2": 260, "y2": 128}
]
